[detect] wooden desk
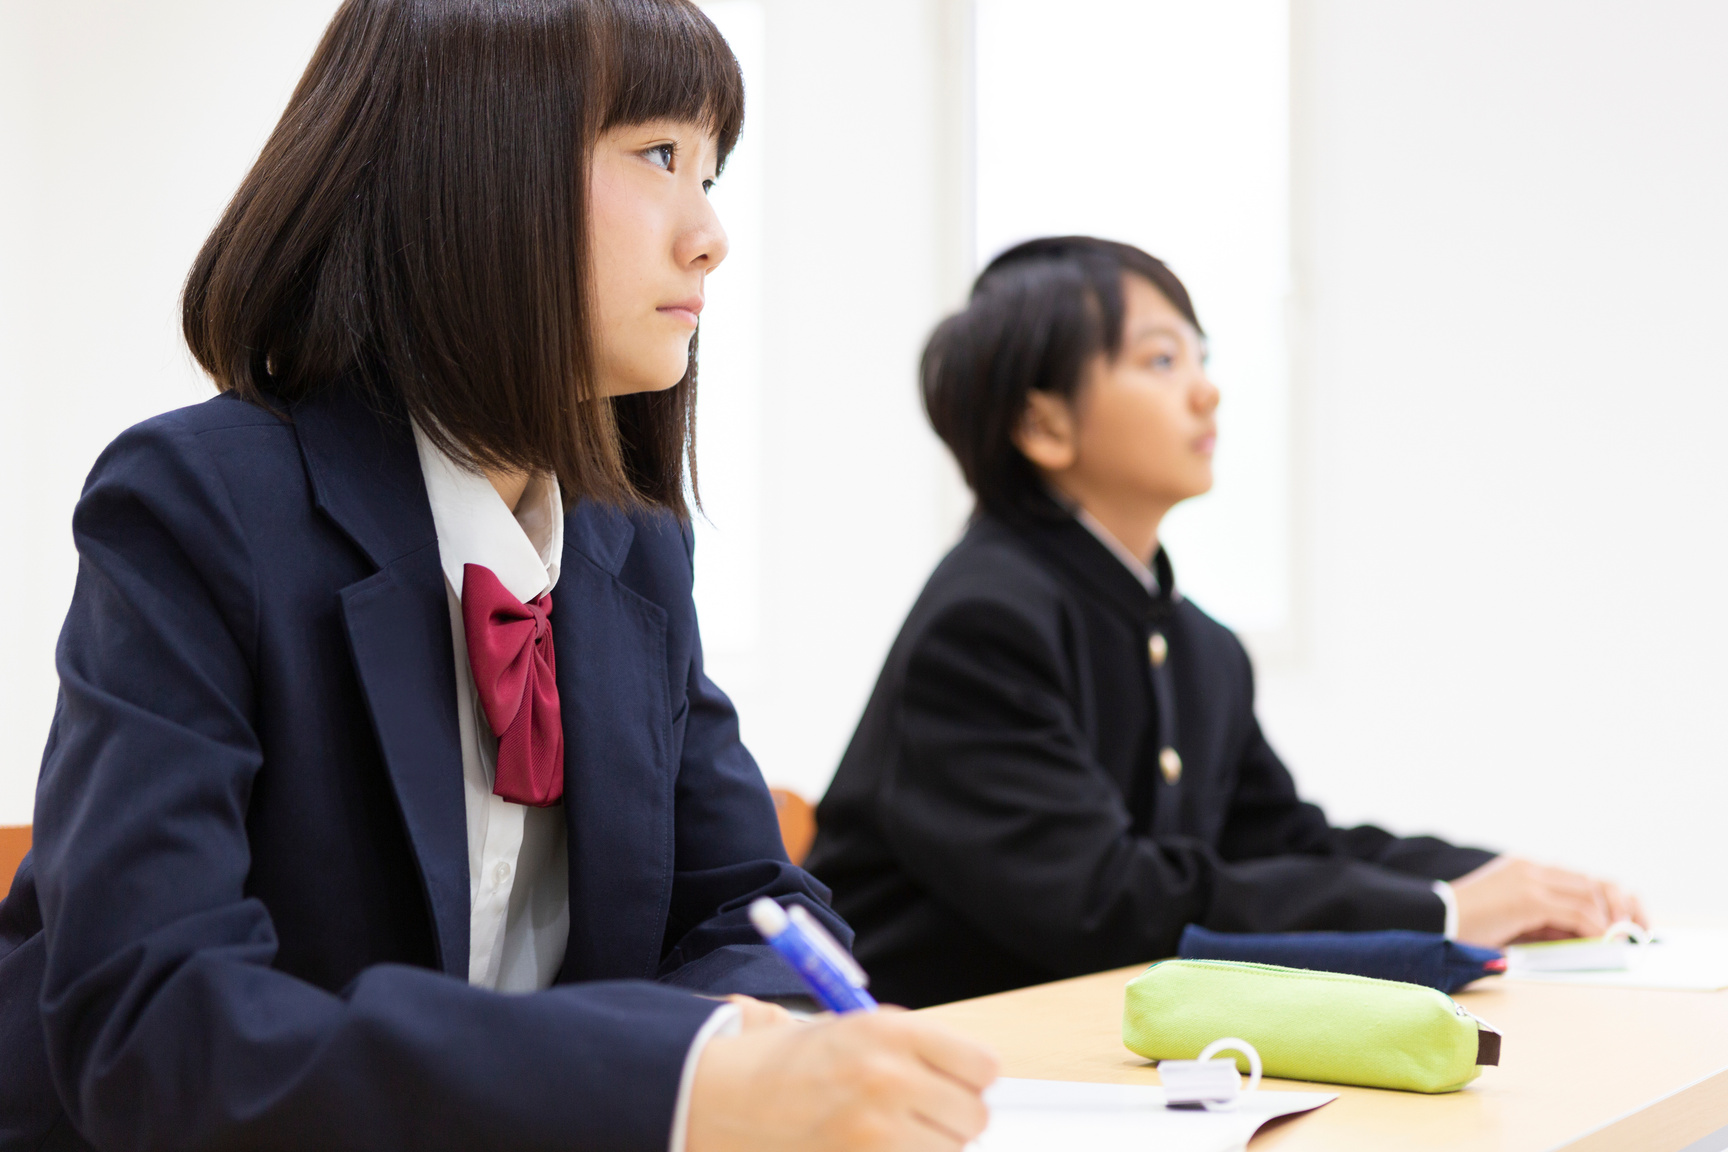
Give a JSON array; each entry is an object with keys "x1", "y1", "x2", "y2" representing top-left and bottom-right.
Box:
[{"x1": 918, "y1": 966, "x2": 1728, "y2": 1151}]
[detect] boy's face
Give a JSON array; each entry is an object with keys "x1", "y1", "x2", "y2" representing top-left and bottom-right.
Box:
[{"x1": 1022, "y1": 273, "x2": 1220, "y2": 525}]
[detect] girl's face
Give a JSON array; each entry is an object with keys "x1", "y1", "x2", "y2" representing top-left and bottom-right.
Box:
[
  {"x1": 1018, "y1": 273, "x2": 1220, "y2": 516},
  {"x1": 588, "y1": 119, "x2": 728, "y2": 396}
]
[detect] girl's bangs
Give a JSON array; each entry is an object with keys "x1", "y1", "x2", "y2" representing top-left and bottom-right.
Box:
[{"x1": 600, "y1": 0, "x2": 745, "y2": 164}]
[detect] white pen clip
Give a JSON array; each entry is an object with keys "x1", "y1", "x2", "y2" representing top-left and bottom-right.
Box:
[{"x1": 1159, "y1": 1038, "x2": 1263, "y2": 1111}]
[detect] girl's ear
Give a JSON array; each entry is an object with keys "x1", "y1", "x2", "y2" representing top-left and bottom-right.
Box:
[{"x1": 1012, "y1": 390, "x2": 1079, "y2": 472}]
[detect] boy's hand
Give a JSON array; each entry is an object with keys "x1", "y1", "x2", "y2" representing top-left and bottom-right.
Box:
[
  {"x1": 686, "y1": 1008, "x2": 998, "y2": 1152},
  {"x1": 1451, "y1": 856, "x2": 1645, "y2": 947}
]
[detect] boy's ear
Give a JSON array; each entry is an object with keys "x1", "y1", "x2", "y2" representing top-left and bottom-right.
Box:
[{"x1": 1012, "y1": 390, "x2": 1078, "y2": 472}]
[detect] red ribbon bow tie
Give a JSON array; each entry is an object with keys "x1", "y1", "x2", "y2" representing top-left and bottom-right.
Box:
[{"x1": 461, "y1": 563, "x2": 563, "y2": 807}]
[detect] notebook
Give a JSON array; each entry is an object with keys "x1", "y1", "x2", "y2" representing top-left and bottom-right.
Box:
[
  {"x1": 1505, "y1": 928, "x2": 1728, "y2": 991},
  {"x1": 971, "y1": 1078, "x2": 1335, "y2": 1152}
]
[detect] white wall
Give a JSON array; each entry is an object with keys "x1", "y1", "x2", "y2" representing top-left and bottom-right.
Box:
[
  {"x1": 692, "y1": 0, "x2": 972, "y2": 800},
  {"x1": 0, "y1": 1, "x2": 341, "y2": 824},
  {"x1": 1260, "y1": 0, "x2": 1728, "y2": 923},
  {"x1": 724, "y1": 0, "x2": 970, "y2": 799},
  {"x1": 974, "y1": 0, "x2": 1294, "y2": 638}
]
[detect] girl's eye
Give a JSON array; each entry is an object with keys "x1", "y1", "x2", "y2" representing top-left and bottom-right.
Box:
[
  {"x1": 702, "y1": 178, "x2": 715, "y2": 194},
  {"x1": 1149, "y1": 353, "x2": 1176, "y2": 371},
  {"x1": 645, "y1": 143, "x2": 675, "y2": 170}
]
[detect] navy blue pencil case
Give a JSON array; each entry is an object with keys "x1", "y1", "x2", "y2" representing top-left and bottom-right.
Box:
[{"x1": 1177, "y1": 924, "x2": 1505, "y2": 994}]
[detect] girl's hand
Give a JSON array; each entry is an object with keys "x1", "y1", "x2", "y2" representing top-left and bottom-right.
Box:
[
  {"x1": 687, "y1": 1008, "x2": 998, "y2": 1152},
  {"x1": 723, "y1": 994, "x2": 794, "y2": 1030}
]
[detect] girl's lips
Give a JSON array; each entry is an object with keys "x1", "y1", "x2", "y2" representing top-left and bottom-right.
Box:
[
  {"x1": 658, "y1": 297, "x2": 704, "y2": 327},
  {"x1": 1194, "y1": 434, "x2": 1217, "y2": 455}
]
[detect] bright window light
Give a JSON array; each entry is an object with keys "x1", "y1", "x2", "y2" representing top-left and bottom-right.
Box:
[
  {"x1": 692, "y1": 2, "x2": 767, "y2": 702},
  {"x1": 975, "y1": 0, "x2": 1293, "y2": 636}
]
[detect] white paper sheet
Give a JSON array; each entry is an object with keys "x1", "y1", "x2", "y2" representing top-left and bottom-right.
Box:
[
  {"x1": 972, "y1": 1078, "x2": 1336, "y2": 1152},
  {"x1": 1505, "y1": 928, "x2": 1728, "y2": 991}
]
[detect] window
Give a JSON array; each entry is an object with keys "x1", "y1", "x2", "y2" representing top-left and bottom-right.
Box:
[{"x1": 975, "y1": 0, "x2": 1294, "y2": 637}]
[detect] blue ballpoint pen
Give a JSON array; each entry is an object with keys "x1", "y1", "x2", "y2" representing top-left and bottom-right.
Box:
[{"x1": 749, "y1": 897, "x2": 879, "y2": 1014}]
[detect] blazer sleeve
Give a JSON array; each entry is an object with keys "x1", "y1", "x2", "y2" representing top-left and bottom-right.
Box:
[
  {"x1": 880, "y1": 596, "x2": 1467, "y2": 978},
  {"x1": 33, "y1": 419, "x2": 719, "y2": 1152},
  {"x1": 650, "y1": 528, "x2": 852, "y2": 998},
  {"x1": 1217, "y1": 715, "x2": 1497, "y2": 882}
]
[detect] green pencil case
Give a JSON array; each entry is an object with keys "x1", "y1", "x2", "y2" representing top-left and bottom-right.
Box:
[{"x1": 1123, "y1": 959, "x2": 1501, "y2": 1094}]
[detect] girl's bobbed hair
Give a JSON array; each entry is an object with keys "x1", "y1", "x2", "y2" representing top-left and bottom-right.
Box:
[
  {"x1": 183, "y1": 0, "x2": 744, "y2": 516},
  {"x1": 921, "y1": 235, "x2": 1203, "y2": 520}
]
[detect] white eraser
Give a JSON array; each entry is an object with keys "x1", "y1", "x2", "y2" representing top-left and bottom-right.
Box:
[
  {"x1": 748, "y1": 897, "x2": 790, "y2": 939},
  {"x1": 1160, "y1": 1058, "x2": 1243, "y2": 1106}
]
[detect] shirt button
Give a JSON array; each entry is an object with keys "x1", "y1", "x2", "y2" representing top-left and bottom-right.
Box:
[
  {"x1": 492, "y1": 860, "x2": 512, "y2": 887},
  {"x1": 1148, "y1": 632, "x2": 1168, "y2": 667},
  {"x1": 1159, "y1": 747, "x2": 1183, "y2": 785}
]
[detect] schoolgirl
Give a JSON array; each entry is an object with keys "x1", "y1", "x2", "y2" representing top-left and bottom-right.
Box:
[{"x1": 0, "y1": 2, "x2": 993, "y2": 1148}]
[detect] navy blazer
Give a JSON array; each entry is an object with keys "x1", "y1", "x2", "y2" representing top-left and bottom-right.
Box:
[{"x1": 0, "y1": 388, "x2": 845, "y2": 1152}]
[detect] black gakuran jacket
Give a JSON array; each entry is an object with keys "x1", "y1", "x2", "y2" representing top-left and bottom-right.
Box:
[{"x1": 807, "y1": 499, "x2": 1493, "y2": 1008}]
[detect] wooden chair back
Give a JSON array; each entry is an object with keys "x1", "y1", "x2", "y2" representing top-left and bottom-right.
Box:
[
  {"x1": 769, "y1": 789, "x2": 816, "y2": 866},
  {"x1": 0, "y1": 800, "x2": 814, "y2": 897},
  {"x1": 0, "y1": 801, "x2": 819, "y2": 900},
  {"x1": 0, "y1": 825, "x2": 31, "y2": 895}
]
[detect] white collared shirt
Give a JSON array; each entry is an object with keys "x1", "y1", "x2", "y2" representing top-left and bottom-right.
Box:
[
  {"x1": 414, "y1": 424, "x2": 571, "y2": 991},
  {"x1": 1073, "y1": 507, "x2": 1160, "y2": 594},
  {"x1": 412, "y1": 427, "x2": 739, "y2": 1147}
]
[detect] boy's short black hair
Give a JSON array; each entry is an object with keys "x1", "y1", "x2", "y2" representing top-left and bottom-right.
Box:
[{"x1": 921, "y1": 236, "x2": 1202, "y2": 519}]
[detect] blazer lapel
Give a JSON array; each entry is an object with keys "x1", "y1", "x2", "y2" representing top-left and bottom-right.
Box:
[
  {"x1": 295, "y1": 391, "x2": 471, "y2": 978},
  {"x1": 553, "y1": 503, "x2": 680, "y2": 983}
]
